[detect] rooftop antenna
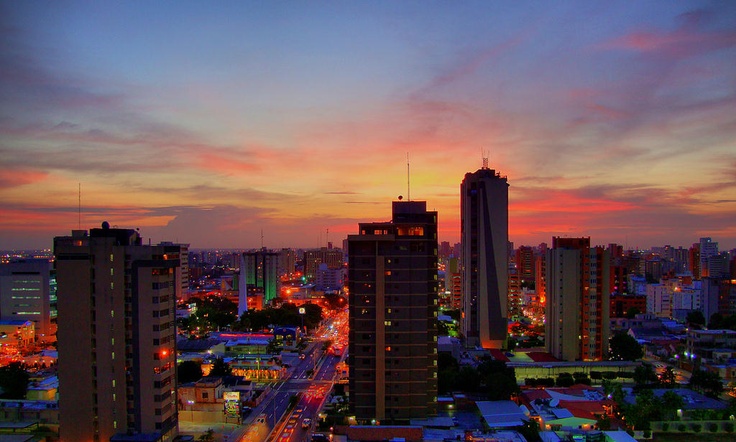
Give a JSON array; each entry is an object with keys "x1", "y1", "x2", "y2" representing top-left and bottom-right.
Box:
[
  {"x1": 406, "y1": 152, "x2": 411, "y2": 201},
  {"x1": 78, "y1": 183, "x2": 81, "y2": 229},
  {"x1": 481, "y1": 149, "x2": 489, "y2": 169},
  {"x1": 260, "y1": 229, "x2": 264, "y2": 249},
  {"x1": 326, "y1": 228, "x2": 329, "y2": 247}
]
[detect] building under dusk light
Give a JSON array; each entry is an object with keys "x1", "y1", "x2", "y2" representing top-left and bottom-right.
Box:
[
  {"x1": 347, "y1": 200, "x2": 438, "y2": 424},
  {"x1": 54, "y1": 224, "x2": 181, "y2": 442},
  {"x1": 545, "y1": 237, "x2": 610, "y2": 362},
  {"x1": 461, "y1": 162, "x2": 509, "y2": 349}
]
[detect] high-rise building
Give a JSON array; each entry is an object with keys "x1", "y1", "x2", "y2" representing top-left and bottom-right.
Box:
[
  {"x1": 240, "y1": 248, "x2": 280, "y2": 314},
  {"x1": 54, "y1": 224, "x2": 180, "y2": 442},
  {"x1": 461, "y1": 164, "x2": 509, "y2": 349},
  {"x1": 347, "y1": 200, "x2": 438, "y2": 424},
  {"x1": 303, "y1": 247, "x2": 343, "y2": 280},
  {"x1": 545, "y1": 237, "x2": 610, "y2": 361},
  {"x1": 699, "y1": 237, "x2": 719, "y2": 278},
  {"x1": 0, "y1": 258, "x2": 57, "y2": 344}
]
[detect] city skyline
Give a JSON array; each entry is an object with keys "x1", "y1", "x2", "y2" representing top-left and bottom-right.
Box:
[{"x1": 2, "y1": 2, "x2": 735, "y2": 251}]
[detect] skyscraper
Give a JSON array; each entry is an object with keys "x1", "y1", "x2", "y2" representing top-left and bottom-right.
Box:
[
  {"x1": 461, "y1": 164, "x2": 509, "y2": 349},
  {"x1": 347, "y1": 200, "x2": 438, "y2": 424},
  {"x1": 240, "y1": 248, "x2": 280, "y2": 314},
  {"x1": 545, "y1": 237, "x2": 610, "y2": 361},
  {"x1": 54, "y1": 224, "x2": 180, "y2": 442}
]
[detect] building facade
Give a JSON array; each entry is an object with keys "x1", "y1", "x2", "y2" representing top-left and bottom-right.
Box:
[
  {"x1": 461, "y1": 165, "x2": 509, "y2": 349},
  {"x1": 545, "y1": 237, "x2": 610, "y2": 361},
  {"x1": 0, "y1": 259, "x2": 57, "y2": 344},
  {"x1": 54, "y1": 225, "x2": 180, "y2": 442},
  {"x1": 240, "y1": 248, "x2": 280, "y2": 314},
  {"x1": 347, "y1": 200, "x2": 438, "y2": 423}
]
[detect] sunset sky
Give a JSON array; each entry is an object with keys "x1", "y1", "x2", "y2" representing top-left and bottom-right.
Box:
[{"x1": 1, "y1": 1, "x2": 735, "y2": 251}]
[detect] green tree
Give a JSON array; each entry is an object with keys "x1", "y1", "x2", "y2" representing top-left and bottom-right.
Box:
[
  {"x1": 556, "y1": 373, "x2": 574, "y2": 387},
  {"x1": 660, "y1": 367, "x2": 677, "y2": 388},
  {"x1": 660, "y1": 390, "x2": 684, "y2": 421},
  {"x1": 178, "y1": 360, "x2": 203, "y2": 384},
  {"x1": 689, "y1": 369, "x2": 724, "y2": 397},
  {"x1": 209, "y1": 357, "x2": 232, "y2": 377},
  {"x1": 686, "y1": 310, "x2": 706, "y2": 329},
  {"x1": 596, "y1": 413, "x2": 612, "y2": 431},
  {"x1": 456, "y1": 366, "x2": 482, "y2": 392},
  {"x1": 609, "y1": 333, "x2": 643, "y2": 361},
  {"x1": 477, "y1": 358, "x2": 519, "y2": 400},
  {"x1": 625, "y1": 307, "x2": 641, "y2": 319},
  {"x1": 633, "y1": 363, "x2": 658, "y2": 389},
  {"x1": 0, "y1": 363, "x2": 29, "y2": 399}
]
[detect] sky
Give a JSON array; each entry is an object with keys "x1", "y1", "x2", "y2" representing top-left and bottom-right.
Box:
[{"x1": 1, "y1": 1, "x2": 735, "y2": 251}]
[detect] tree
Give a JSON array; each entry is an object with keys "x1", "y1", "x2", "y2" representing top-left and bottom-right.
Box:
[
  {"x1": 689, "y1": 369, "x2": 724, "y2": 397},
  {"x1": 660, "y1": 390, "x2": 684, "y2": 421},
  {"x1": 633, "y1": 363, "x2": 658, "y2": 389},
  {"x1": 686, "y1": 310, "x2": 706, "y2": 329},
  {"x1": 660, "y1": 367, "x2": 677, "y2": 388},
  {"x1": 625, "y1": 307, "x2": 641, "y2": 319},
  {"x1": 477, "y1": 358, "x2": 519, "y2": 400},
  {"x1": 609, "y1": 333, "x2": 643, "y2": 361},
  {"x1": 178, "y1": 360, "x2": 203, "y2": 384},
  {"x1": 209, "y1": 357, "x2": 232, "y2": 377},
  {"x1": 0, "y1": 363, "x2": 29, "y2": 399},
  {"x1": 556, "y1": 373, "x2": 575, "y2": 387}
]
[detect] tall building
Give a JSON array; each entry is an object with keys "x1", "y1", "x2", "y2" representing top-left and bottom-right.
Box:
[
  {"x1": 240, "y1": 248, "x2": 280, "y2": 314},
  {"x1": 0, "y1": 258, "x2": 57, "y2": 344},
  {"x1": 347, "y1": 200, "x2": 438, "y2": 424},
  {"x1": 54, "y1": 224, "x2": 180, "y2": 442},
  {"x1": 699, "y1": 237, "x2": 719, "y2": 278},
  {"x1": 545, "y1": 237, "x2": 610, "y2": 361},
  {"x1": 461, "y1": 164, "x2": 509, "y2": 349},
  {"x1": 303, "y1": 247, "x2": 343, "y2": 280}
]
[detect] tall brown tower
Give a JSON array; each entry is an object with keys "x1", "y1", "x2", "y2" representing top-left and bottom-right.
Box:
[{"x1": 348, "y1": 201, "x2": 438, "y2": 424}]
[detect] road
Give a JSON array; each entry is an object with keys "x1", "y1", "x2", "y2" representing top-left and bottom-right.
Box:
[{"x1": 234, "y1": 309, "x2": 348, "y2": 442}]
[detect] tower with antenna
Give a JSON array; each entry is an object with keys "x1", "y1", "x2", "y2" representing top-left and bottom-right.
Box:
[{"x1": 481, "y1": 149, "x2": 489, "y2": 170}]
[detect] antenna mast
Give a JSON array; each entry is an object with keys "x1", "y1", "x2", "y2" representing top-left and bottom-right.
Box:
[
  {"x1": 406, "y1": 152, "x2": 411, "y2": 201},
  {"x1": 260, "y1": 229, "x2": 264, "y2": 249},
  {"x1": 78, "y1": 183, "x2": 81, "y2": 229}
]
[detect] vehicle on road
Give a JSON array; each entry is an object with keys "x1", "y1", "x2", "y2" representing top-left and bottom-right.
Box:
[{"x1": 302, "y1": 418, "x2": 312, "y2": 429}]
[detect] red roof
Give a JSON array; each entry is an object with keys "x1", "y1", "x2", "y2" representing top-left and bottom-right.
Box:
[
  {"x1": 489, "y1": 348, "x2": 510, "y2": 362},
  {"x1": 524, "y1": 352, "x2": 561, "y2": 362}
]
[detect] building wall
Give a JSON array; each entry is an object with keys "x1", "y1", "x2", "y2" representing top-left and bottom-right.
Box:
[
  {"x1": 461, "y1": 167, "x2": 509, "y2": 349},
  {"x1": 55, "y1": 227, "x2": 179, "y2": 442},
  {"x1": 348, "y1": 201, "x2": 438, "y2": 424},
  {"x1": 0, "y1": 259, "x2": 56, "y2": 343}
]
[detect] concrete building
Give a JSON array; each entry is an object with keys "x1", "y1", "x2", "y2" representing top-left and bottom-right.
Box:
[
  {"x1": 347, "y1": 200, "x2": 438, "y2": 423},
  {"x1": 54, "y1": 224, "x2": 181, "y2": 442},
  {"x1": 699, "y1": 237, "x2": 719, "y2": 278},
  {"x1": 303, "y1": 247, "x2": 343, "y2": 281},
  {"x1": 0, "y1": 259, "x2": 57, "y2": 344},
  {"x1": 461, "y1": 163, "x2": 509, "y2": 349},
  {"x1": 240, "y1": 248, "x2": 280, "y2": 313},
  {"x1": 545, "y1": 237, "x2": 610, "y2": 361}
]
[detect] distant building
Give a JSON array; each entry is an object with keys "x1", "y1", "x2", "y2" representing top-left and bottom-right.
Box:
[
  {"x1": 240, "y1": 248, "x2": 280, "y2": 313},
  {"x1": 348, "y1": 200, "x2": 438, "y2": 423},
  {"x1": 54, "y1": 225, "x2": 181, "y2": 442},
  {"x1": 0, "y1": 259, "x2": 57, "y2": 344},
  {"x1": 545, "y1": 237, "x2": 610, "y2": 361},
  {"x1": 303, "y1": 247, "x2": 343, "y2": 280},
  {"x1": 461, "y1": 164, "x2": 509, "y2": 349},
  {"x1": 314, "y1": 263, "x2": 345, "y2": 292},
  {"x1": 699, "y1": 237, "x2": 719, "y2": 278},
  {"x1": 0, "y1": 319, "x2": 35, "y2": 351}
]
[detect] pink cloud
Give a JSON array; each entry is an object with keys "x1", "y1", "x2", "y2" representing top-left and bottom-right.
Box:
[{"x1": 0, "y1": 169, "x2": 48, "y2": 189}]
